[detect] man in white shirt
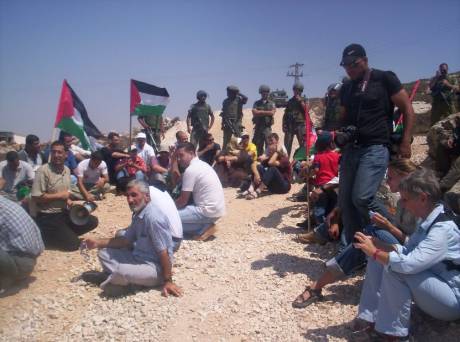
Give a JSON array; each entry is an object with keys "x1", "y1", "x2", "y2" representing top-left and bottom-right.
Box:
[
  {"x1": 71, "y1": 151, "x2": 109, "y2": 201},
  {"x1": 174, "y1": 142, "x2": 225, "y2": 241},
  {"x1": 149, "y1": 185, "x2": 183, "y2": 251},
  {"x1": 134, "y1": 132, "x2": 155, "y2": 167}
]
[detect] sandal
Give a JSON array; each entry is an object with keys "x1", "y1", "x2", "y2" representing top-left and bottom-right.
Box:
[{"x1": 292, "y1": 286, "x2": 323, "y2": 308}]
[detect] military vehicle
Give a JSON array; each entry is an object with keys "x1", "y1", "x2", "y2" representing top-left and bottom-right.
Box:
[{"x1": 269, "y1": 89, "x2": 288, "y2": 108}]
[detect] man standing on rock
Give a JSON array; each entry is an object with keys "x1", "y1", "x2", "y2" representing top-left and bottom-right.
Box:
[
  {"x1": 174, "y1": 142, "x2": 225, "y2": 241},
  {"x1": 187, "y1": 90, "x2": 215, "y2": 148},
  {"x1": 220, "y1": 85, "x2": 248, "y2": 150},
  {"x1": 252, "y1": 85, "x2": 276, "y2": 156},
  {"x1": 336, "y1": 43, "x2": 414, "y2": 247},
  {"x1": 83, "y1": 179, "x2": 182, "y2": 297},
  {"x1": 283, "y1": 82, "x2": 307, "y2": 158}
]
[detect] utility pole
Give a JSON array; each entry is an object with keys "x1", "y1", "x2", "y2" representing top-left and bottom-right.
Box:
[{"x1": 287, "y1": 63, "x2": 304, "y2": 84}]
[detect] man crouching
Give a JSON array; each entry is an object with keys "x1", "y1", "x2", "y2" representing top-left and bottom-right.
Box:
[{"x1": 83, "y1": 179, "x2": 182, "y2": 298}]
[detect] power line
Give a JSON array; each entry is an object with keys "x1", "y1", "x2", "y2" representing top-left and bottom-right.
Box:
[{"x1": 287, "y1": 63, "x2": 304, "y2": 84}]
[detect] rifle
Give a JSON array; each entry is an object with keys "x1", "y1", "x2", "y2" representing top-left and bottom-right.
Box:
[{"x1": 220, "y1": 112, "x2": 241, "y2": 137}]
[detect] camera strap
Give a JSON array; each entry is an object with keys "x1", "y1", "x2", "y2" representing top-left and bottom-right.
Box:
[{"x1": 355, "y1": 68, "x2": 372, "y2": 125}]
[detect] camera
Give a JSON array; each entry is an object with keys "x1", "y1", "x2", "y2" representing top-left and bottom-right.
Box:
[{"x1": 334, "y1": 125, "x2": 358, "y2": 148}]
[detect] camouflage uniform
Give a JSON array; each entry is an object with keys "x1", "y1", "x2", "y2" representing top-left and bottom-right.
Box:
[
  {"x1": 252, "y1": 98, "x2": 275, "y2": 156},
  {"x1": 221, "y1": 93, "x2": 245, "y2": 150},
  {"x1": 430, "y1": 74, "x2": 458, "y2": 125},
  {"x1": 283, "y1": 96, "x2": 306, "y2": 158},
  {"x1": 188, "y1": 102, "x2": 213, "y2": 148},
  {"x1": 141, "y1": 114, "x2": 162, "y2": 147},
  {"x1": 323, "y1": 96, "x2": 342, "y2": 131}
]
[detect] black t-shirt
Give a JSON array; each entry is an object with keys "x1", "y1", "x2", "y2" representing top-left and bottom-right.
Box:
[
  {"x1": 101, "y1": 146, "x2": 125, "y2": 183},
  {"x1": 340, "y1": 69, "x2": 402, "y2": 146},
  {"x1": 198, "y1": 143, "x2": 221, "y2": 165}
]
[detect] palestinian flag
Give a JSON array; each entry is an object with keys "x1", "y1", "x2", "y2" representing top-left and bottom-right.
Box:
[
  {"x1": 130, "y1": 79, "x2": 170, "y2": 116},
  {"x1": 54, "y1": 80, "x2": 102, "y2": 149}
]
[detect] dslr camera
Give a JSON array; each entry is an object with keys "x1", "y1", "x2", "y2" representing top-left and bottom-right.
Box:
[{"x1": 334, "y1": 125, "x2": 358, "y2": 148}]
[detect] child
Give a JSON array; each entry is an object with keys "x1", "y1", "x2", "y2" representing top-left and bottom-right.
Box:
[{"x1": 308, "y1": 131, "x2": 340, "y2": 224}]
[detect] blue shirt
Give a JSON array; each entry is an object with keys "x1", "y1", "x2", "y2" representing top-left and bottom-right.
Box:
[
  {"x1": 65, "y1": 150, "x2": 78, "y2": 171},
  {"x1": 388, "y1": 204, "x2": 460, "y2": 300},
  {"x1": 124, "y1": 201, "x2": 173, "y2": 265}
]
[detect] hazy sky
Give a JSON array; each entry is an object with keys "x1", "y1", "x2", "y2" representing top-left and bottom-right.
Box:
[{"x1": 1, "y1": 0, "x2": 459, "y2": 140}]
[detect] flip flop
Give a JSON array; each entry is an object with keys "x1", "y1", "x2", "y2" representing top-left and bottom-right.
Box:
[{"x1": 292, "y1": 286, "x2": 323, "y2": 308}]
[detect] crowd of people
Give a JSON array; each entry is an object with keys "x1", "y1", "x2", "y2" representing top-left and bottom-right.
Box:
[{"x1": 1, "y1": 43, "x2": 460, "y2": 340}]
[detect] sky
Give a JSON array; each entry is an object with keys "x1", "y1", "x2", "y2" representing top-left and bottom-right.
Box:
[{"x1": 1, "y1": 0, "x2": 459, "y2": 140}]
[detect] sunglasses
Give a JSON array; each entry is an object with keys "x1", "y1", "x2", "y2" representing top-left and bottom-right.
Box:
[{"x1": 341, "y1": 58, "x2": 362, "y2": 68}]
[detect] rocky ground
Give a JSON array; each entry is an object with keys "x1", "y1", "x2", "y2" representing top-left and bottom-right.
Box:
[{"x1": 1, "y1": 110, "x2": 459, "y2": 341}]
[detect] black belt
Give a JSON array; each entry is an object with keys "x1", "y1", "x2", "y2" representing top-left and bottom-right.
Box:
[{"x1": 172, "y1": 237, "x2": 182, "y2": 242}]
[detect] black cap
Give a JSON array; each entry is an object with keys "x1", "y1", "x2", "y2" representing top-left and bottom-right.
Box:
[{"x1": 340, "y1": 44, "x2": 366, "y2": 66}]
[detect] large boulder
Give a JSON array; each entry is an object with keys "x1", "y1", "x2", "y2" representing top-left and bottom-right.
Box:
[{"x1": 426, "y1": 112, "x2": 460, "y2": 159}]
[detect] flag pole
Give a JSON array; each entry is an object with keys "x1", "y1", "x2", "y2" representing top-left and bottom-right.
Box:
[
  {"x1": 129, "y1": 113, "x2": 132, "y2": 152},
  {"x1": 48, "y1": 127, "x2": 58, "y2": 162},
  {"x1": 305, "y1": 99, "x2": 311, "y2": 233}
]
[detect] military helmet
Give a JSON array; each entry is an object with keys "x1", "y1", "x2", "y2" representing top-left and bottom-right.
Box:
[
  {"x1": 196, "y1": 90, "x2": 207, "y2": 98},
  {"x1": 227, "y1": 85, "x2": 239, "y2": 93},
  {"x1": 259, "y1": 84, "x2": 270, "y2": 94},
  {"x1": 293, "y1": 81, "x2": 304, "y2": 91},
  {"x1": 327, "y1": 83, "x2": 341, "y2": 93}
]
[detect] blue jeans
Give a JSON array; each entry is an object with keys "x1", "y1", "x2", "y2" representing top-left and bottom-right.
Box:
[
  {"x1": 358, "y1": 259, "x2": 460, "y2": 336},
  {"x1": 326, "y1": 225, "x2": 400, "y2": 278},
  {"x1": 178, "y1": 205, "x2": 218, "y2": 237},
  {"x1": 116, "y1": 170, "x2": 145, "y2": 181},
  {"x1": 338, "y1": 144, "x2": 389, "y2": 248}
]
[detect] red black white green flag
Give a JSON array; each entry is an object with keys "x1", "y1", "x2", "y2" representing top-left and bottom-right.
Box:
[
  {"x1": 130, "y1": 79, "x2": 170, "y2": 116},
  {"x1": 54, "y1": 80, "x2": 102, "y2": 149}
]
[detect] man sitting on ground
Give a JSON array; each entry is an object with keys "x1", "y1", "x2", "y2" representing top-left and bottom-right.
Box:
[
  {"x1": 0, "y1": 196, "x2": 44, "y2": 293},
  {"x1": 32, "y1": 141, "x2": 98, "y2": 251},
  {"x1": 149, "y1": 145, "x2": 171, "y2": 187},
  {"x1": 175, "y1": 142, "x2": 225, "y2": 241},
  {"x1": 115, "y1": 182, "x2": 183, "y2": 252},
  {"x1": 100, "y1": 132, "x2": 130, "y2": 185},
  {"x1": 18, "y1": 134, "x2": 47, "y2": 173},
  {"x1": 134, "y1": 132, "x2": 155, "y2": 166},
  {"x1": 115, "y1": 148, "x2": 148, "y2": 184},
  {"x1": 0, "y1": 151, "x2": 34, "y2": 203},
  {"x1": 71, "y1": 151, "x2": 110, "y2": 201},
  {"x1": 83, "y1": 180, "x2": 182, "y2": 297},
  {"x1": 198, "y1": 133, "x2": 221, "y2": 166}
]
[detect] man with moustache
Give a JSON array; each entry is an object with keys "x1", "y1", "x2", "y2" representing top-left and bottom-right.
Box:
[{"x1": 83, "y1": 179, "x2": 182, "y2": 297}]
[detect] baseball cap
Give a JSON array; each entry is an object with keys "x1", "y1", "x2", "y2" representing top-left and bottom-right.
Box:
[
  {"x1": 158, "y1": 145, "x2": 169, "y2": 153},
  {"x1": 135, "y1": 132, "x2": 146, "y2": 139},
  {"x1": 340, "y1": 44, "x2": 366, "y2": 66}
]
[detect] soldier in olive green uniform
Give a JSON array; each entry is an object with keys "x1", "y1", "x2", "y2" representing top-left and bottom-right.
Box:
[
  {"x1": 429, "y1": 63, "x2": 459, "y2": 125},
  {"x1": 282, "y1": 82, "x2": 306, "y2": 158},
  {"x1": 220, "y1": 85, "x2": 248, "y2": 150},
  {"x1": 252, "y1": 85, "x2": 276, "y2": 156},
  {"x1": 137, "y1": 114, "x2": 163, "y2": 148},
  {"x1": 323, "y1": 83, "x2": 342, "y2": 131},
  {"x1": 186, "y1": 90, "x2": 215, "y2": 148}
]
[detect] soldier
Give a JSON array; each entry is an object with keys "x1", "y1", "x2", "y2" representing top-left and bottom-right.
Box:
[
  {"x1": 428, "y1": 63, "x2": 459, "y2": 125},
  {"x1": 252, "y1": 85, "x2": 276, "y2": 156},
  {"x1": 322, "y1": 83, "x2": 342, "y2": 131},
  {"x1": 186, "y1": 90, "x2": 215, "y2": 148},
  {"x1": 137, "y1": 113, "x2": 164, "y2": 149},
  {"x1": 220, "y1": 85, "x2": 248, "y2": 150},
  {"x1": 283, "y1": 82, "x2": 307, "y2": 158}
]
